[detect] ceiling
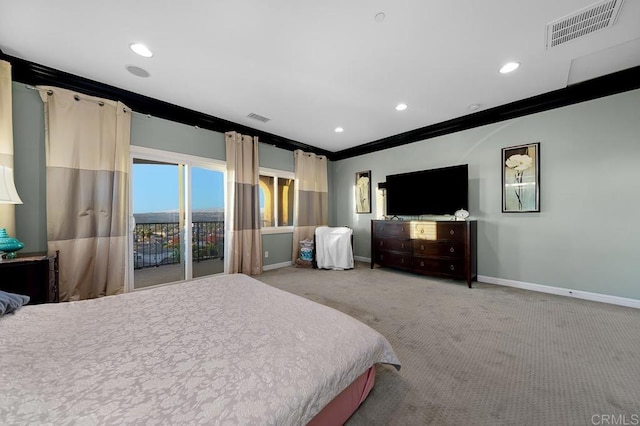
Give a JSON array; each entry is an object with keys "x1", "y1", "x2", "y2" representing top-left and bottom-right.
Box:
[{"x1": 1, "y1": 0, "x2": 640, "y2": 153}]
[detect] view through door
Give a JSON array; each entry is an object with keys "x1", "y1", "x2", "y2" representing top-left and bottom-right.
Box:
[{"x1": 132, "y1": 158, "x2": 224, "y2": 289}]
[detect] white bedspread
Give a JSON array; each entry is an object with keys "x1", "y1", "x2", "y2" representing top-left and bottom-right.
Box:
[
  {"x1": 315, "y1": 226, "x2": 354, "y2": 270},
  {"x1": 0, "y1": 274, "x2": 399, "y2": 425}
]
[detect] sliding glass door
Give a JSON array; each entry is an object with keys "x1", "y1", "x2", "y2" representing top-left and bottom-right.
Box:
[
  {"x1": 132, "y1": 159, "x2": 184, "y2": 288},
  {"x1": 191, "y1": 166, "x2": 225, "y2": 279},
  {"x1": 130, "y1": 147, "x2": 225, "y2": 290}
]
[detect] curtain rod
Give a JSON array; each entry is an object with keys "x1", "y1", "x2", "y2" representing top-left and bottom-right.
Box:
[
  {"x1": 131, "y1": 110, "x2": 202, "y2": 129},
  {"x1": 24, "y1": 84, "x2": 53, "y2": 96},
  {"x1": 24, "y1": 85, "x2": 129, "y2": 111}
]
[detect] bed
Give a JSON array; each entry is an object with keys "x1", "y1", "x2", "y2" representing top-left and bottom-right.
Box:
[{"x1": 0, "y1": 273, "x2": 400, "y2": 425}]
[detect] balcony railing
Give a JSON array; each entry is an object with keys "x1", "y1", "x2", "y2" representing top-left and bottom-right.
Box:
[{"x1": 133, "y1": 221, "x2": 224, "y2": 270}]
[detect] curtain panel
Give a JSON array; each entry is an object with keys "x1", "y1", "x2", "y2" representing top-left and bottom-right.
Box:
[
  {"x1": 0, "y1": 60, "x2": 16, "y2": 235},
  {"x1": 292, "y1": 150, "x2": 328, "y2": 262},
  {"x1": 224, "y1": 131, "x2": 262, "y2": 275},
  {"x1": 39, "y1": 86, "x2": 130, "y2": 301}
]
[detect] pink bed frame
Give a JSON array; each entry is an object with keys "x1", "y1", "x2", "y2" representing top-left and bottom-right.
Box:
[{"x1": 307, "y1": 365, "x2": 376, "y2": 426}]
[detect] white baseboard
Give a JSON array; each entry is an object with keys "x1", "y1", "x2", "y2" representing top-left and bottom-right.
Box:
[
  {"x1": 477, "y1": 275, "x2": 640, "y2": 309},
  {"x1": 263, "y1": 261, "x2": 293, "y2": 271},
  {"x1": 354, "y1": 256, "x2": 371, "y2": 263}
]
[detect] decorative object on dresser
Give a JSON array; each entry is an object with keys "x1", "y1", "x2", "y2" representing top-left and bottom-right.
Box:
[
  {"x1": 371, "y1": 220, "x2": 477, "y2": 287},
  {"x1": 454, "y1": 209, "x2": 470, "y2": 221},
  {"x1": 0, "y1": 251, "x2": 59, "y2": 304},
  {"x1": 502, "y1": 142, "x2": 540, "y2": 212}
]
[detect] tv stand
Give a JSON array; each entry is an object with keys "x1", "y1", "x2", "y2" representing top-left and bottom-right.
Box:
[{"x1": 371, "y1": 219, "x2": 477, "y2": 287}]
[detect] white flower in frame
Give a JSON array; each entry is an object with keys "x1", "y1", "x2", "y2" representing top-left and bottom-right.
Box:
[{"x1": 505, "y1": 154, "x2": 533, "y2": 171}]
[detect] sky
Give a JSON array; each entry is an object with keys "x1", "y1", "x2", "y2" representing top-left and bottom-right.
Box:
[{"x1": 133, "y1": 164, "x2": 224, "y2": 213}]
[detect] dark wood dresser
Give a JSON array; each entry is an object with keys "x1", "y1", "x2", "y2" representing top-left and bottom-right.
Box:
[
  {"x1": 0, "y1": 251, "x2": 59, "y2": 304},
  {"x1": 371, "y1": 220, "x2": 477, "y2": 287}
]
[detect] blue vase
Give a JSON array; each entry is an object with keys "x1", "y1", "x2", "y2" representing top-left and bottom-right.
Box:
[{"x1": 0, "y1": 228, "x2": 24, "y2": 259}]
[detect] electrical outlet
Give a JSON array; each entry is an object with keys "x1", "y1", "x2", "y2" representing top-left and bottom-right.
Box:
[{"x1": 264, "y1": 251, "x2": 269, "y2": 258}]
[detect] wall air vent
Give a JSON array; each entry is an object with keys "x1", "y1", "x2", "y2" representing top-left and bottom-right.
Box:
[
  {"x1": 546, "y1": 0, "x2": 624, "y2": 49},
  {"x1": 247, "y1": 113, "x2": 270, "y2": 123}
]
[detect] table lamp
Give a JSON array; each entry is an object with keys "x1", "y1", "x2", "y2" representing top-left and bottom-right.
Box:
[{"x1": 0, "y1": 165, "x2": 24, "y2": 259}]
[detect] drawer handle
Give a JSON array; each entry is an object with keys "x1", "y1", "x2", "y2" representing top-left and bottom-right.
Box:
[
  {"x1": 450, "y1": 247, "x2": 455, "y2": 253},
  {"x1": 379, "y1": 241, "x2": 384, "y2": 246},
  {"x1": 420, "y1": 261, "x2": 424, "y2": 267},
  {"x1": 450, "y1": 229, "x2": 455, "y2": 235},
  {"x1": 401, "y1": 227, "x2": 405, "y2": 232},
  {"x1": 420, "y1": 244, "x2": 424, "y2": 250},
  {"x1": 450, "y1": 264, "x2": 455, "y2": 271},
  {"x1": 401, "y1": 258, "x2": 404, "y2": 264},
  {"x1": 420, "y1": 229, "x2": 424, "y2": 234},
  {"x1": 380, "y1": 254, "x2": 384, "y2": 260}
]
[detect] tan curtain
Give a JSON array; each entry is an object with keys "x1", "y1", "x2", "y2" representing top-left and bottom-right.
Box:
[
  {"x1": 224, "y1": 131, "x2": 262, "y2": 275},
  {"x1": 39, "y1": 86, "x2": 130, "y2": 301},
  {"x1": 292, "y1": 150, "x2": 328, "y2": 262},
  {"x1": 0, "y1": 60, "x2": 17, "y2": 236}
]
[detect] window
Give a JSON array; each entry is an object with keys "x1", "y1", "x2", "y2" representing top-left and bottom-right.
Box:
[{"x1": 259, "y1": 168, "x2": 294, "y2": 232}]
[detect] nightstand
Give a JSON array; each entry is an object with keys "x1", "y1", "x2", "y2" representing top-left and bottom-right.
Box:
[{"x1": 0, "y1": 251, "x2": 59, "y2": 304}]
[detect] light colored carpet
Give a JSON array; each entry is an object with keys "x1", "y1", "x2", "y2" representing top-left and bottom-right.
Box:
[{"x1": 256, "y1": 263, "x2": 640, "y2": 425}]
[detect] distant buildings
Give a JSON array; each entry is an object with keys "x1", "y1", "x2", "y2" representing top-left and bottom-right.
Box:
[{"x1": 133, "y1": 212, "x2": 224, "y2": 269}]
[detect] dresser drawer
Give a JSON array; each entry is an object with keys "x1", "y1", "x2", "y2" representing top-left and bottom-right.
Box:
[
  {"x1": 413, "y1": 222, "x2": 466, "y2": 241},
  {"x1": 374, "y1": 251, "x2": 412, "y2": 269},
  {"x1": 413, "y1": 257, "x2": 465, "y2": 278},
  {"x1": 412, "y1": 240, "x2": 464, "y2": 258},
  {"x1": 372, "y1": 221, "x2": 410, "y2": 238},
  {"x1": 436, "y1": 222, "x2": 467, "y2": 241},
  {"x1": 374, "y1": 238, "x2": 411, "y2": 253}
]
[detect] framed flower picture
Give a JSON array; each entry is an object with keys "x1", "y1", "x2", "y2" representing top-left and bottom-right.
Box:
[
  {"x1": 355, "y1": 170, "x2": 371, "y2": 214},
  {"x1": 502, "y1": 143, "x2": 540, "y2": 213}
]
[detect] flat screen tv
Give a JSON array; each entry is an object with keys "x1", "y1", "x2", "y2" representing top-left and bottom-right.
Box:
[{"x1": 385, "y1": 164, "x2": 468, "y2": 216}]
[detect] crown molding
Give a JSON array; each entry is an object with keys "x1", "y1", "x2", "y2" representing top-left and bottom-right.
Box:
[
  {"x1": 0, "y1": 50, "x2": 331, "y2": 158},
  {"x1": 2, "y1": 50, "x2": 639, "y2": 162},
  {"x1": 331, "y1": 65, "x2": 640, "y2": 160}
]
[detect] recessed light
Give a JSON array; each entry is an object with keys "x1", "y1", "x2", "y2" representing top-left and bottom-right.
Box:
[
  {"x1": 335, "y1": 127, "x2": 344, "y2": 133},
  {"x1": 130, "y1": 43, "x2": 153, "y2": 58},
  {"x1": 375, "y1": 12, "x2": 386, "y2": 22},
  {"x1": 126, "y1": 65, "x2": 150, "y2": 78},
  {"x1": 395, "y1": 103, "x2": 408, "y2": 111},
  {"x1": 468, "y1": 104, "x2": 481, "y2": 111},
  {"x1": 499, "y1": 62, "x2": 520, "y2": 74}
]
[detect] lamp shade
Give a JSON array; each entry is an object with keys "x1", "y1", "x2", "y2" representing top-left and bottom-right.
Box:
[{"x1": 0, "y1": 165, "x2": 23, "y2": 204}]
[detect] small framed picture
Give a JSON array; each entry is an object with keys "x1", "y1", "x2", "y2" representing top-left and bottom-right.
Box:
[
  {"x1": 355, "y1": 170, "x2": 371, "y2": 214},
  {"x1": 502, "y1": 143, "x2": 540, "y2": 212}
]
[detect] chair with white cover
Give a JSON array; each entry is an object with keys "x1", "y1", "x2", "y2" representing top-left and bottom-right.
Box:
[{"x1": 314, "y1": 226, "x2": 354, "y2": 270}]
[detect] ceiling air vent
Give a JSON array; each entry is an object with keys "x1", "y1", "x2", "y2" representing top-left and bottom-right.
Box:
[
  {"x1": 247, "y1": 113, "x2": 270, "y2": 123},
  {"x1": 546, "y1": 0, "x2": 625, "y2": 49}
]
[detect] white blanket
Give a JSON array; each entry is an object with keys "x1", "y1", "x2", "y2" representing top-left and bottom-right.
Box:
[
  {"x1": 315, "y1": 226, "x2": 354, "y2": 270},
  {"x1": 0, "y1": 274, "x2": 399, "y2": 425}
]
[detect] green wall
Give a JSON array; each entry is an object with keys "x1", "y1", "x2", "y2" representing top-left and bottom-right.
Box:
[
  {"x1": 131, "y1": 113, "x2": 226, "y2": 160},
  {"x1": 332, "y1": 88, "x2": 640, "y2": 300},
  {"x1": 11, "y1": 83, "x2": 296, "y2": 266},
  {"x1": 262, "y1": 232, "x2": 294, "y2": 266},
  {"x1": 13, "y1": 85, "x2": 46, "y2": 252}
]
